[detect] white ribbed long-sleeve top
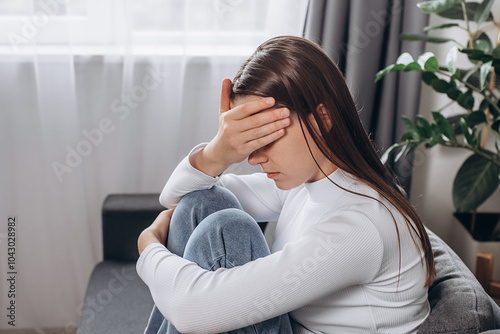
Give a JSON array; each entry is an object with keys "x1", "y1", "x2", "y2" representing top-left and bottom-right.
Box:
[{"x1": 136, "y1": 144, "x2": 430, "y2": 334}]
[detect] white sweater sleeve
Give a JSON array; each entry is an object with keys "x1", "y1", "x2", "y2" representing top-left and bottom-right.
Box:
[
  {"x1": 136, "y1": 210, "x2": 384, "y2": 333},
  {"x1": 159, "y1": 144, "x2": 221, "y2": 208},
  {"x1": 159, "y1": 143, "x2": 284, "y2": 222}
]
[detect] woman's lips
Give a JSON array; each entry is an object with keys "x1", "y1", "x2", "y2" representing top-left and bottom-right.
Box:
[{"x1": 265, "y1": 172, "x2": 280, "y2": 179}]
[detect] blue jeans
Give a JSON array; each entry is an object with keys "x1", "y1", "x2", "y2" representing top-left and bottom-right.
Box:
[{"x1": 144, "y1": 186, "x2": 293, "y2": 334}]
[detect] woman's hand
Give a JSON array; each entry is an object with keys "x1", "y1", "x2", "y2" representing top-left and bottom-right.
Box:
[
  {"x1": 191, "y1": 78, "x2": 291, "y2": 177},
  {"x1": 138, "y1": 209, "x2": 174, "y2": 255}
]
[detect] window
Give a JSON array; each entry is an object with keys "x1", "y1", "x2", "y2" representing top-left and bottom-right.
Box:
[{"x1": 0, "y1": 0, "x2": 308, "y2": 55}]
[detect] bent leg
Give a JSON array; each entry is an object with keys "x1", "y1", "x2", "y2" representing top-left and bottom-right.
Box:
[
  {"x1": 181, "y1": 209, "x2": 293, "y2": 333},
  {"x1": 144, "y1": 187, "x2": 291, "y2": 333},
  {"x1": 145, "y1": 187, "x2": 241, "y2": 334}
]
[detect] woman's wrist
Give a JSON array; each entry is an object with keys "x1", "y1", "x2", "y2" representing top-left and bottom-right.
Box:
[
  {"x1": 190, "y1": 145, "x2": 229, "y2": 177},
  {"x1": 138, "y1": 228, "x2": 162, "y2": 255},
  {"x1": 138, "y1": 209, "x2": 173, "y2": 255}
]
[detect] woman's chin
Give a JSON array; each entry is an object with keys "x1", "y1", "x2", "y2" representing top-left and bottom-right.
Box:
[{"x1": 273, "y1": 179, "x2": 300, "y2": 191}]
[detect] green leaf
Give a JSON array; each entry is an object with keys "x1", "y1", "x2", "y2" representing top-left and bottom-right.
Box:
[
  {"x1": 467, "y1": 111, "x2": 487, "y2": 126},
  {"x1": 480, "y1": 54, "x2": 494, "y2": 62},
  {"x1": 451, "y1": 68, "x2": 461, "y2": 80},
  {"x1": 404, "y1": 62, "x2": 422, "y2": 71},
  {"x1": 453, "y1": 153, "x2": 500, "y2": 212},
  {"x1": 474, "y1": 0, "x2": 495, "y2": 24},
  {"x1": 417, "y1": 0, "x2": 461, "y2": 14},
  {"x1": 460, "y1": 117, "x2": 475, "y2": 145},
  {"x1": 446, "y1": 46, "x2": 458, "y2": 75},
  {"x1": 396, "y1": 52, "x2": 415, "y2": 65},
  {"x1": 479, "y1": 98, "x2": 490, "y2": 112},
  {"x1": 428, "y1": 125, "x2": 444, "y2": 147},
  {"x1": 375, "y1": 64, "x2": 405, "y2": 81},
  {"x1": 417, "y1": 52, "x2": 437, "y2": 67},
  {"x1": 447, "y1": 87, "x2": 462, "y2": 100},
  {"x1": 416, "y1": 115, "x2": 432, "y2": 137},
  {"x1": 375, "y1": 53, "x2": 417, "y2": 81},
  {"x1": 457, "y1": 93, "x2": 475, "y2": 110},
  {"x1": 400, "y1": 33, "x2": 454, "y2": 44},
  {"x1": 402, "y1": 116, "x2": 421, "y2": 140},
  {"x1": 492, "y1": 44, "x2": 500, "y2": 59},
  {"x1": 422, "y1": 71, "x2": 438, "y2": 85},
  {"x1": 381, "y1": 143, "x2": 401, "y2": 164},
  {"x1": 461, "y1": 47, "x2": 486, "y2": 63},
  {"x1": 424, "y1": 56, "x2": 440, "y2": 72},
  {"x1": 479, "y1": 60, "x2": 492, "y2": 91},
  {"x1": 375, "y1": 64, "x2": 395, "y2": 81},
  {"x1": 395, "y1": 143, "x2": 410, "y2": 162},
  {"x1": 432, "y1": 111, "x2": 457, "y2": 140},
  {"x1": 431, "y1": 78, "x2": 452, "y2": 93},
  {"x1": 424, "y1": 23, "x2": 460, "y2": 31},
  {"x1": 438, "y1": 2, "x2": 493, "y2": 20},
  {"x1": 461, "y1": 48, "x2": 485, "y2": 57},
  {"x1": 375, "y1": 58, "x2": 418, "y2": 81},
  {"x1": 472, "y1": 33, "x2": 493, "y2": 54},
  {"x1": 492, "y1": 118, "x2": 500, "y2": 133}
]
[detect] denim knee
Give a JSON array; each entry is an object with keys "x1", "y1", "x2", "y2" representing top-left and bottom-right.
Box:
[
  {"x1": 183, "y1": 208, "x2": 270, "y2": 269},
  {"x1": 195, "y1": 208, "x2": 261, "y2": 236},
  {"x1": 167, "y1": 187, "x2": 245, "y2": 257},
  {"x1": 178, "y1": 186, "x2": 242, "y2": 212}
]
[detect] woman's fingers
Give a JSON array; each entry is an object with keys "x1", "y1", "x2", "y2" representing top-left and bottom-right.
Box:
[
  {"x1": 243, "y1": 127, "x2": 286, "y2": 153},
  {"x1": 208, "y1": 87, "x2": 290, "y2": 167},
  {"x1": 246, "y1": 107, "x2": 290, "y2": 129},
  {"x1": 217, "y1": 105, "x2": 290, "y2": 156},
  {"x1": 241, "y1": 113, "x2": 290, "y2": 143},
  {"x1": 229, "y1": 96, "x2": 275, "y2": 120},
  {"x1": 219, "y1": 78, "x2": 232, "y2": 114}
]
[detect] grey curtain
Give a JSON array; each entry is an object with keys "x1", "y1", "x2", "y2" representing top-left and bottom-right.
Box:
[{"x1": 303, "y1": 0, "x2": 429, "y2": 193}]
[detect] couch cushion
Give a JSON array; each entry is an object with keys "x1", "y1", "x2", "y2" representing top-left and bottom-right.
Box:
[
  {"x1": 76, "y1": 261, "x2": 154, "y2": 334},
  {"x1": 418, "y1": 229, "x2": 497, "y2": 333}
]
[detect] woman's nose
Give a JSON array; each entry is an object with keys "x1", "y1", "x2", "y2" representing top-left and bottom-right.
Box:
[{"x1": 248, "y1": 147, "x2": 268, "y2": 165}]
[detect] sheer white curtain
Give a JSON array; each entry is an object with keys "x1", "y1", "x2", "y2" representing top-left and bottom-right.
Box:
[{"x1": 0, "y1": 0, "x2": 308, "y2": 330}]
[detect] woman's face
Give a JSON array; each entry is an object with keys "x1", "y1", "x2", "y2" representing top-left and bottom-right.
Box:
[{"x1": 231, "y1": 95, "x2": 337, "y2": 190}]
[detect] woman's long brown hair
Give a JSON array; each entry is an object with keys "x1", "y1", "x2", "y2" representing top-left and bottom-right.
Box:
[{"x1": 231, "y1": 36, "x2": 435, "y2": 287}]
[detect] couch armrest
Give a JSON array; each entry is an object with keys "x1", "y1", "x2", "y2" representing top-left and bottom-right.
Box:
[{"x1": 102, "y1": 193, "x2": 164, "y2": 262}]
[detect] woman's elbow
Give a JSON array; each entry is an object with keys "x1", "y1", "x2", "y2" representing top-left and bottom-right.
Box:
[{"x1": 159, "y1": 193, "x2": 177, "y2": 209}]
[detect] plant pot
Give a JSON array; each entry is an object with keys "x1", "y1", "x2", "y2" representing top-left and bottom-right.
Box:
[{"x1": 454, "y1": 212, "x2": 500, "y2": 242}]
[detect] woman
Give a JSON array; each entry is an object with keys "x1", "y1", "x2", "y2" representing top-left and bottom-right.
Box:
[{"x1": 137, "y1": 36, "x2": 435, "y2": 333}]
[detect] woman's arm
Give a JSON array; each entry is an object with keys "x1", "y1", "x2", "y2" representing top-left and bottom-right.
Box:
[
  {"x1": 159, "y1": 79, "x2": 291, "y2": 215},
  {"x1": 136, "y1": 210, "x2": 385, "y2": 333},
  {"x1": 159, "y1": 152, "x2": 284, "y2": 222}
]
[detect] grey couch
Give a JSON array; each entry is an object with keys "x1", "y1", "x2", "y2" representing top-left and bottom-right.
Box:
[{"x1": 76, "y1": 194, "x2": 500, "y2": 334}]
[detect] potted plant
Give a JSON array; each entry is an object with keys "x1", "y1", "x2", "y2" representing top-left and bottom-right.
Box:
[{"x1": 376, "y1": 0, "x2": 500, "y2": 241}]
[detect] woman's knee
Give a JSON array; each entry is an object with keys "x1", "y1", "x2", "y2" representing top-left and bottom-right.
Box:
[
  {"x1": 184, "y1": 208, "x2": 270, "y2": 266},
  {"x1": 198, "y1": 208, "x2": 261, "y2": 236},
  {"x1": 177, "y1": 186, "x2": 242, "y2": 212},
  {"x1": 170, "y1": 187, "x2": 243, "y2": 232}
]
